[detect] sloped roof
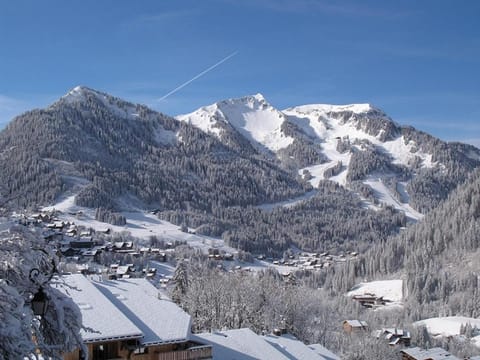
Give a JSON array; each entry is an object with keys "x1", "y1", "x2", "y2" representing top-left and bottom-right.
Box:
[
  {"x1": 92, "y1": 277, "x2": 191, "y2": 345},
  {"x1": 54, "y1": 274, "x2": 143, "y2": 343},
  {"x1": 263, "y1": 333, "x2": 338, "y2": 360},
  {"x1": 57, "y1": 275, "x2": 191, "y2": 346},
  {"x1": 308, "y1": 344, "x2": 341, "y2": 360},
  {"x1": 193, "y1": 329, "x2": 339, "y2": 360},
  {"x1": 401, "y1": 347, "x2": 460, "y2": 360},
  {"x1": 344, "y1": 320, "x2": 368, "y2": 328}
]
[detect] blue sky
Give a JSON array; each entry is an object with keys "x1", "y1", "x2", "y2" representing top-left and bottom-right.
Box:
[{"x1": 1, "y1": 0, "x2": 479, "y2": 146}]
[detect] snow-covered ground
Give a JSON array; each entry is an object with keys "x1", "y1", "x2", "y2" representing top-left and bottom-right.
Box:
[
  {"x1": 415, "y1": 316, "x2": 480, "y2": 348},
  {"x1": 257, "y1": 190, "x2": 318, "y2": 211},
  {"x1": 347, "y1": 279, "x2": 403, "y2": 307},
  {"x1": 299, "y1": 138, "x2": 351, "y2": 187},
  {"x1": 363, "y1": 177, "x2": 423, "y2": 221},
  {"x1": 43, "y1": 195, "x2": 237, "y2": 255}
]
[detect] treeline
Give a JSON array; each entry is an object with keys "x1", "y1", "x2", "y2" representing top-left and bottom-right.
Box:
[{"x1": 94, "y1": 207, "x2": 126, "y2": 226}]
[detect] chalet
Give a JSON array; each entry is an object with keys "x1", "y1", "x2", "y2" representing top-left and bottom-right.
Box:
[
  {"x1": 47, "y1": 221, "x2": 65, "y2": 230},
  {"x1": 140, "y1": 247, "x2": 151, "y2": 254},
  {"x1": 208, "y1": 248, "x2": 220, "y2": 259},
  {"x1": 352, "y1": 293, "x2": 390, "y2": 308},
  {"x1": 113, "y1": 241, "x2": 134, "y2": 252},
  {"x1": 57, "y1": 274, "x2": 213, "y2": 360},
  {"x1": 43, "y1": 230, "x2": 63, "y2": 242},
  {"x1": 65, "y1": 225, "x2": 77, "y2": 236},
  {"x1": 375, "y1": 328, "x2": 411, "y2": 346},
  {"x1": 400, "y1": 347, "x2": 460, "y2": 360},
  {"x1": 343, "y1": 320, "x2": 369, "y2": 333},
  {"x1": 116, "y1": 265, "x2": 134, "y2": 278},
  {"x1": 70, "y1": 237, "x2": 94, "y2": 249},
  {"x1": 80, "y1": 248, "x2": 100, "y2": 262}
]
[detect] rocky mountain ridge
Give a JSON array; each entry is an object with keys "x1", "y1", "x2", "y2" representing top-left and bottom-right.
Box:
[{"x1": 178, "y1": 94, "x2": 480, "y2": 214}]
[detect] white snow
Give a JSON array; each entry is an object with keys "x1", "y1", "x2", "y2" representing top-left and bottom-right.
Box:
[
  {"x1": 363, "y1": 177, "x2": 424, "y2": 221},
  {"x1": 347, "y1": 279, "x2": 403, "y2": 304},
  {"x1": 288, "y1": 103, "x2": 375, "y2": 114},
  {"x1": 43, "y1": 195, "x2": 237, "y2": 255},
  {"x1": 92, "y1": 277, "x2": 191, "y2": 345},
  {"x1": 263, "y1": 333, "x2": 339, "y2": 360},
  {"x1": 194, "y1": 329, "x2": 339, "y2": 360},
  {"x1": 177, "y1": 94, "x2": 294, "y2": 152},
  {"x1": 382, "y1": 136, "x2": 435, "y2": 168},
  {"x1": 308, "y1": 343, "x2": 340, "y2": 360},
  {"x1": 54, "y1": 274, "x2": 143, "y2": 342},
  {"x1": 193, "y1": 328, "x2": 290, "y2": 360},
  {"x1": 299, "y1": 138, "x2": 351, "y2": 187},
  {"x1": 415, "y1": 316, "x2": 480, "y2": 348},
  {"x1": 62, "y1": 86, "x2": 140, "y2": 120},
  {"x1": 257, "y1": 190, "x2": 318, "y2": 211}
]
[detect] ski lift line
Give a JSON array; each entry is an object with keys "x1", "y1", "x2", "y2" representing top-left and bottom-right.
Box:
[{"x1": 157, "y1": 51, "x2": 239, "y2": 101}]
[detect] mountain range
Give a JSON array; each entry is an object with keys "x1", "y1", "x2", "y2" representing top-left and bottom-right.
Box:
[{"x1": 1, "y1": 86, "x2": 479, "y2": 253}]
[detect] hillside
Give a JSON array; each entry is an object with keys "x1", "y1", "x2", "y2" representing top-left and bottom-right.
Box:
[
  {"x1": 179, "y1": 97, "x2": 480, "y2": 215},
  {"x1": 1, "y1": 86, "x2": 479, "y2": 254}
]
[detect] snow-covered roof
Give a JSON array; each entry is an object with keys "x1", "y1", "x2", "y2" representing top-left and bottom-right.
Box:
[
  {"x1": 263, "y1": 333, "x2": 338, "y2": 360},
  {"x1": 308, "y1": 344, "x2": 340, "y2": 360},
  {"x1": 54, "y1": 274, "x2": 143, "y2": 343},
  {"x1": 193, "y1": 328, "x2": 290, "y2": 360},
  {"x1": 193, "y1": 329, "x2": 339, "y2": 360},
  {"x1": 91, "y1": 277, "x2": 191, "y2": 346},
  {"x1": 344, "y1": 320, "x2": 368, "y2": 328},
  {"x1": 401, "y1": 347, "x2": 460, "y2": 360}
]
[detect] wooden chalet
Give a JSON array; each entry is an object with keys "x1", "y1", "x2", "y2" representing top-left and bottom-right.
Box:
[
  {"x1": 352, "y1": 293, "x2": 392, "y2": 308},
  {"x1": 375, "y1": 328, "x2": 411, "y2": 346},
  {"x1": 57, "y1": 274, "x2": 213, "y2": 360},
  {"x1": 343, "y1": 320, "x2": 369, "y2": 333}
]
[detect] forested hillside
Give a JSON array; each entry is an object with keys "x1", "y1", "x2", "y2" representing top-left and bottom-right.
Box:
[
  {"x1": 0, "y1": 87, "x2": 306, "y2": 211},
  {"x1": 341, "y1": 169, "x2": 480, "y2": 318}
]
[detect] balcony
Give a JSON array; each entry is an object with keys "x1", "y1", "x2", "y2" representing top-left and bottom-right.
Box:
[{"x1": 156, "y1": 345, "x2": 212, "y2": 360}]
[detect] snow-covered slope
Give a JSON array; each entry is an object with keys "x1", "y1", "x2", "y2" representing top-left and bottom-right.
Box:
[
  {"x1": 347, "y1": 279, "x2": 403, "y2": 307},
  {"x1": 284, "y1": 103, "x2": 434, "y2": 179},
  {"x1": 177, "y1": 94, "x2": 294, "y2": 152},
  {"x1": 415, "y1": 316, "x2": 480, "y2": 348},
  {"x1": 179, "y1": 96, "x2": 445, "y2": 219},
  {"x1": 61, "y1": 86, "x2": 142, "y2": 120}
]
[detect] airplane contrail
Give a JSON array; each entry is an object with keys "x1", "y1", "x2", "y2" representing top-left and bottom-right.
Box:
[{"x1": 158, "y1": 51, "x2": 238, "y2": 101}]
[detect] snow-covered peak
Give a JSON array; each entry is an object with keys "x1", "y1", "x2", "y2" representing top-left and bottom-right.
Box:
[
  {"x1": 216, "y1": 93, "x2": 268, "y2": 110},
  {"x1": 177, "y1": 94, "x2": 294, "y2": 152},
  {"x1": 285, "y1": 103, "x2": 381, "y2": 115},
  {"x1": 58, "y1": 86, "x2": 141, "y2": 120},
  {"x1": 62, "y1": 85, "x2": 104, "y2": 102}
]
